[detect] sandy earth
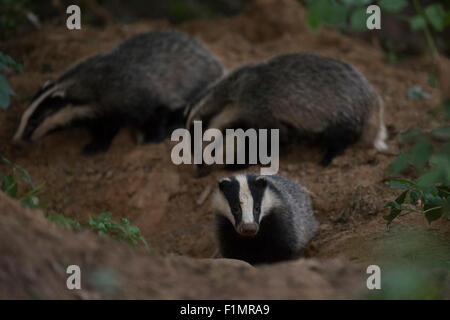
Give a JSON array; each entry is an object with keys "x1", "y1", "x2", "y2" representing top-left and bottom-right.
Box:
[{"x1": 0, "y1": 0, "x2": 449, "y2": 299}]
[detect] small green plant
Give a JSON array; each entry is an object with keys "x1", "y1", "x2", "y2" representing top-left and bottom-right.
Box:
[
  {"x1": 384, "y1": 178, "x2": 449, "y2": 226},
  {"x1": 0, "y1": 51, "x2": 23, "y2": 110},
  {"x1": 385, "y1": 101, "x2": 450, "y2": 225},
  {"x1": 88, "y1": 212, "x2": 149, "y2": 250},
  {"x1": 48, "y1": 212, "x2": 150, "y2": 250},
  {"x1": 0, "y1": 156, "x2": 44, "y2": 208},
  {"x1": 47, "y1": 213, "x2": 81, "y2": 230}
]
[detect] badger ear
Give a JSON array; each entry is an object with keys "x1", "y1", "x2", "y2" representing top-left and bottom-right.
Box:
[
  {"x1": 218, "y1": 178, "x2": 231, "y2": 192},
  {"x1": 255, "y1": 176, "x2": 267, "y2": 188}
]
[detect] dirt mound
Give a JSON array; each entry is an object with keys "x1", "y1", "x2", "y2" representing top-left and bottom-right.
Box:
[
  {"x1": 0, "y1": 192, "x2": 363, "y2": 299},
  {"x1": 0, "y1": 0, "x2": 449, "y2": 299}
]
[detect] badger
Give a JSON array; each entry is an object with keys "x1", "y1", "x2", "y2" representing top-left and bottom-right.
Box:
[
  {"x1": 13, "y1": 30, "x2": 223, "y2": 154},
  {"x1": 212, "y1": 173, "x2": 318, "y2": 265},
  {"x1": 186, "y1": 53, "x2": 388, "y2": 168}
]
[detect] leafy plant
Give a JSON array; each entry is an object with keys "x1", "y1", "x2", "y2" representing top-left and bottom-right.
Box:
[
  {"x1": 0, "y1": 156, "x2": 44, "y2": 208},
  {"x1": 88, "y1": 212, "x2": 149, "y2": 250},
  {"x1": 47, "y1": 213, "x2": 81, "y2": 230},
  {"x1": 385, "y1": 103, "x2": 450, "y2": 225},
  {"x1": 384, "y1": 178, "x2": 449, "y2": 226},
  {"x1": 0, "y1": 51, "x2": 23, "y2": 110},
  {"x1": 303, "y1": 0, "x2": 449, "y2": 59}
]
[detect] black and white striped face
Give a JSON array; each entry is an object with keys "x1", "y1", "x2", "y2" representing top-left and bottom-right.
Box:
[
  {"x1": 213, "y1": 174, "x2": 281, "y2": 237},
  {"x1": 12, "y1": 81, "x2": 93, "y2": 145}
]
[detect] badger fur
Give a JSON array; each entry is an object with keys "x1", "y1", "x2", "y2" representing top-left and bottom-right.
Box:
[
  {"x1": 212, "y1": 173, "x2": 318, "y2": 265},
  {"x1": 186, "y1": 53, "x2": 388, "y2": 167},
  {"x1": 13, "y1": 30, "x2": 223, "y2": 154}
]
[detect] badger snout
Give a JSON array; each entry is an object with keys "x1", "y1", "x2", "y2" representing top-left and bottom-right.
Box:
[{"x1": 237, "y1": 223, "x2": 259, "y2": 237}]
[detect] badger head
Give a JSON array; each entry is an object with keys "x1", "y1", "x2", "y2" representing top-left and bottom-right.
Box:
[
  {"x1": 213, "y1": 174, "x2": 282, "y2": 237},
  {"x1": 12, "y1": 81, "x2": 95, "y2": 145}
]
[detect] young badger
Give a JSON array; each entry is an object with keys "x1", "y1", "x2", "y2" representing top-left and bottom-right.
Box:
[
  {"x1": 13, "y1": 30, "x2": 223, "y2": 154},
  {"x1": 186, "y1": 53, "x2": 388, "y2": 167},
  {"x1": 213, "y1": 174, "x2": 318, "y2": 265}
]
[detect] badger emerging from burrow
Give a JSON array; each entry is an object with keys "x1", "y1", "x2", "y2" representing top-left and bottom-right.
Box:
[
  {"x1": 186, "y1": 53, "x2": 388, "y2": 167},
  {"x1": 13, "y1": 30, "x2": 223, "y2": 154},
  {"x1": 212, "y1": 173, "x2": 318, "y2": 265}
]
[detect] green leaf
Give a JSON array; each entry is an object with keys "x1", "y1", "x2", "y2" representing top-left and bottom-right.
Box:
[
  {"x1": 308, "y1": 0, "x2": 348, "y2": 28},
  {"x1": 0, "y1": 74, "x2": 15, "y2": 95},
  {"x1": 0, "y1": 74, "x2": 15, "y2": 110},
  {"x1": 341, "y1": 0, "x2": 371, "y2": 5},
  {"x1": 389, "y1": 152, "x2": 409, "y2": 174},
  {"x1": 424, "y1": 4, "x2": 445, "y2": 31},
  {"x1": 0, "y1": 91, "x2": 10, "y2": 111},
  {"x1": 21, "y1": 195, "x2": 39, "y2": 209},
  {"x1": 378, "y1": 0, "x2": 407, "y2": 13},
  {"x1": 417, "y1": 168, "x2": 444, "y2": 187},
  {"x1": 383, "y1": 190, "x2": 409, "y2": 223},
  {"x1": 427, "y1": 72, "x2": 437, "y2": 88},
  {"x1": 47, "y1": 213, "x2": 81, "y2": 230},
  {"x1": 424, "y1": 208, "x2": 443, "y2": 223},
  {"x1": 407, "y1": 86, "x2": 431, "y2": 100},
  {"x1": 0, "y1": 52, "x2": 23, "y2": 73},
  {"x1": 409, "y1": 189, "x2": 421, "y2": 203},
  {"x1": 307, "y1": 7, "x2": 320, "y2": 32},
  {"x1": 409, "y1": 139, "x2": 433, "y2": 171},
  {"x1": 390, "y1": 178, "x2": 417, "y2": 190},
  {"x1": 2, "y1": 174, "x2": 18, "y2": 198},
  {"x1": 431, "y1": 126, "x2": 450, "y2": 141},
  {"x1": 409, "y1": 15, "x2": 426, "y2": 31},
  {"x1": 423, "y1": 192, "x2": 444, "y2": 224},
  {"x1": 398, "y1": 128, "x2": 423, "y2": 144},
  {"x1": 350, "y1": 8, "x2": 368, "y2": 31},
  {"x1": 14, "y1": 164, "x2": 34, "y2": 187}
]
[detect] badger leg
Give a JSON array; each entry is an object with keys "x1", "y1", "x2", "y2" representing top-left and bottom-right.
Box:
[
  {"x1": 82, "y1": 119, "x2": 121, "y2": 155},
  {"x1": 320, "y1": 124, "x2": 359, "y2": 166},
  {"x1": 141, "y1": 106, "x2": 171, "y2": 143}
]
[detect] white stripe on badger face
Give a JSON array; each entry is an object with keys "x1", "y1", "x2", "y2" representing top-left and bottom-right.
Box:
[
  {"x1": 235, "y1": 175, "x2": 254, "y2": 224},
  {"x1": 212, "y1": 190, "x2": 236, "y2": 226},
  {"x1": 30, "y1": 105, "x2": 94, "y2": 141},
  {"x1": 13, "y1": 85, "x2": 63, "y2": 142},
  {"x1": 260, "y1": 187, "x2": 282, "y2": 223}
]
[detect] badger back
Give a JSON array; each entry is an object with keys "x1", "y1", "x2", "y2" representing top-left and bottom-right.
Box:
[
  {"x1": 110, "y1": 30, "x2": 224, "y2": 112},
  {"x1": 241, "y1": 53, "x2": 380, "y2": 135}
]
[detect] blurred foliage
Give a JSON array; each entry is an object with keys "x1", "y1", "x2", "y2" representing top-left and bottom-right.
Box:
[
  {"x1": 46, "y1": 211, "x2": 150, "y2": 250},
  {"x1": 47, "y1": 213, "x2": 82, "y2": 230},
  {"x1": 0, "y1": 156, "x2": 44, "y2": 209},
  {"x1": 385, "y1": 100, "x2": 450, "y2": 225},
  {"x1": 303, "y1": 0, "x2": 450, "y2": 59},
  {"x1": 0, "y1": 0, "x2": 31, "y2": 39},
  {"x1": 88, "y1": 212, "x2": 150, "y2": 250},
  {"x1": 0, "y1": 52, "x2": 23, "y2": 110},
  {"x1": 167, "y1": 0, "x2": 222, "y2": 23},
  {"x1": 366, "y1": 229, "x2": 449, "y2": 299}
]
